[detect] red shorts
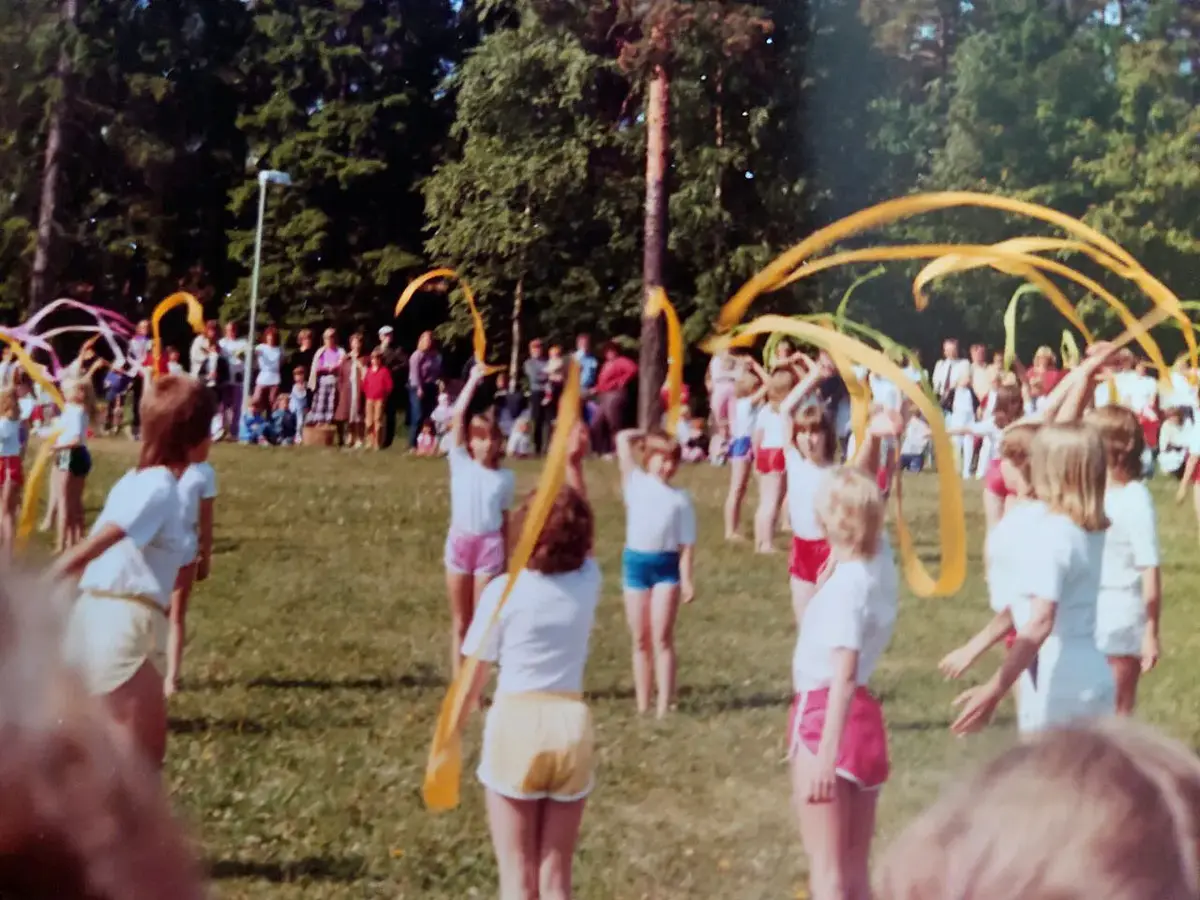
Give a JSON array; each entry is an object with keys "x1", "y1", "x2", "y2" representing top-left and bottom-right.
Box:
[
  {"x1": 984, "y1": 457, "x2": 1009, "y2": 499},
  {"x1": 789, "y1": 536, "x2": 831, "y2": 584},
  {"x1": 787, "y1": 686, "x2": 889, "y2": 790},
  {"x1": 756, "y1": 447, "x2": 786, "y2": 475},
  {"x1": 1140, "y1": 414, "x2": 1159, "y2": 450},
  {"x1": 0, "y1": 457, "x2": 22, "y2": 485}
]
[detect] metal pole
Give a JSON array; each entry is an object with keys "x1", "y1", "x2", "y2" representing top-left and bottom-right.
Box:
[{"x1": 243, "y1": 175, "x2": 268, "y2": 423}]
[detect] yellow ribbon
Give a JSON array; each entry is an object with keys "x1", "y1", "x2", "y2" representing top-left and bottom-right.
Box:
[
  {"x1": 646, "y1": 288, "x2": 683, "y2": 433},
  {"x1": 151, "y1": 292, "x2": 206, "y2": 376},
  {"x1": 424, "y1": 361, "x2": 582, "y2": 811},
  {"x1": 1002, "y1": 284, "x2": 1043, "y2": 370},
  {"x1": 714, "y1": 317, "x2": 967, "y2": 598},
  {"x1": 1060, "y1": 330, "x2": 1082, "y2": 369},
  {"x1": 397, "y1": 268, "x2": 504, "y2": 375}
]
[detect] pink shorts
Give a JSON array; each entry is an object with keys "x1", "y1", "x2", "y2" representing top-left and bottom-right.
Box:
[
  {"x1": 711, "y1": 382, "x2": 736, "y2": 426},
  {"x1": 984, "y1": 457, "x2": 1009, "y2": 499},
  {"x1": 444, "y1": 527, "x2": 506, "y2": 577},
  {"x1": 787, "y1": 686, "x2": 889, "y2": 790},
  {"x1": 756, "y1": 447, "x2": 786, "y2": 475},
  {"x1": 789, "y1": 536, "x2": 831, "y2": 585}
]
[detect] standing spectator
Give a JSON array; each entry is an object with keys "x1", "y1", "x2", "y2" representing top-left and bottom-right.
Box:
[
  {"x1": 288, "y1": 366, "x2": 309, "y2": 440},
  {"x1": 253, "y1": 324, "x2": 283, "y2": 409},
  {"x1": 591, "y1": 342, "x2": 638, "y2": 456},
  {"x1": 1028, "y1": 345, "x2": 1064, "y2": 394},
  {"x1": 127, "y1": 319, "x2": 152, "y2": 439},
  {"x1": 524, "y1": 338, "x2": 550, "y2": 454},
  {"x1": 932, "y1": 338, "x2": 973, "y2": 475},
  {"x1": 377, "y1": 325, "x2": 407, "y2": 448},
  {"x1": 308, "y1": 328, "x2": 345, "y2": 426},
  {"x1": 289, "y1": 328, "x2": 316, "y2": 381},
  {"x1": 574, "y1": 332, "x2": 598, "y2": 391},
  {"x1": 219, "y1": 321, "x2": 248, "y2": 433},
  {"x1": 188, "y1": 322, "x2": 210, "y2": 377},
  {"x1": 335, "y1": 332, "x2": 367, "y2": 448},
  {"x1": 194, "y1": 332, "x2": 228, "y2": 421},
  {"x1": 407, "y1": 331, "x2": 442, "y2": 450},
  {"x1": 362, "y1": 348, "x2": 393, "y2": 450}
]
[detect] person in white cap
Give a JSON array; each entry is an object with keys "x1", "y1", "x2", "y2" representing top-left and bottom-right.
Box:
[{"x1": 377, "y1": 325, "x2": 407, "y2": 448}]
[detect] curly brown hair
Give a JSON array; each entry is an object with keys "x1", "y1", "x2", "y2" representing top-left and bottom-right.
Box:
[{"x1": 511, "y1": 485, "x2": 594, "y2": 575}]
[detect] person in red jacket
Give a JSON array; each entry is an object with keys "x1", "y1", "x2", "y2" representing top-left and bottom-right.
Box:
[{"x1": 362, "y1": 348, "x2": 394, "y2": 450}]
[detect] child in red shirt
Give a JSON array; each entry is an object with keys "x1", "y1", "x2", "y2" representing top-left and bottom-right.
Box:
[{"x1": 362, "y1": 349, "x2": 394, "y2": 449}]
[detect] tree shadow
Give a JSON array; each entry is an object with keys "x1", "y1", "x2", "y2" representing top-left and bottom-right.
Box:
[
  {"x1": 208, "y1": 856, "x2": 366, "y2": 883},
  {"x1": 247, "y1": 670, "x2": 444, "y2": 692},
  {"x1": 586, "y1": 683, "x2": 792, "y2": 713},
  {"x1": 169, "y1": 714, "x2": 372, "y2": 735}
]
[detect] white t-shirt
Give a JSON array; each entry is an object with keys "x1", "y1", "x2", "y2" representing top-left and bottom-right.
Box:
[
  {"x1": 54, "y1": 403, "x2": 88, "y2": 449},
  {"x1": 0, "y1": 418, "x2": 20, "y2": 457},
  {"x1": 900, "y1": 417, "x2": 931, "y2": 456},
  {"x1": 732, "y1": 397, "x2": 758, "y2": 440},
  {"x1": 932, "y1": 358, "x2": 970, "y2": 396},
  {"x1": 1163, "y1": 371, "x2": 1198, "y2": 412},
  {"x1": 792, "y1": 540, "x2": 898, "y2": 692},
  {"x1": 623, "y1": 467, "x2": 696, "y2": 553},
  {"x1": 220, "y1": 337, "x2": 249, "y2": 381},
  {"x1": 178, "y1": 462, "x2": 218, "y2": 533},
  {"x1": 986, "y1": 501, "x2": 1049, "y2": 617},
  {"x1": 18, "y1": 395, "x2": 33, "y2": 424},
  {"x1": 78, "y1": 468, "x2": 194, "y2": 609},
  {"x1": 461, "y1": 558, "x2": 602, "y2": 694},
  {"x1": 1100, "y1": 481, "x2": 1158, "y2": 594},
  {"x1": 1016, "y1": 506, "x2": 1105, "y2": 641},
  {"x1": 868, "y1": 373, "x2": 903, "y2": 411},
  {"x1": 447, "y1": 444, "x2": 515, "y2": 535},
  {"x1": 255, "y1": 344, "x2": 282, "y2": 388},
  {"x1": 708, "y1": 355, "x2": 738, "y2": 386},
  {"x1": 784, "y1": 450, "x2": 832, "y2": 540},
  {"x1": 754, "y1": 406, "x2": 786, "y2": 450}
]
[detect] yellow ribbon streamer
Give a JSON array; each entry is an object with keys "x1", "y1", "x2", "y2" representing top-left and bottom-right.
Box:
[
  {"x1": 424, "y1": 361, "x2": 582, "y2": 811},
  {"x1": 1003, "y1": 284, "x2": 1042, "y2": 370},
  {"x1": 714, "y1": 317, "x2": 967, "y2": 598},
  {"x1": 1060, "y1": 330, "x2": 1082, "y2": 369},
  {"x1": 397, "y1": 268, "x2": 504, "y2": 375},
  {"x1": 151, "y1": 292, "x2": 206, "y2": 376},
  {"x1": 646, "y1": 288, "x2": 683, "y2": 433}
]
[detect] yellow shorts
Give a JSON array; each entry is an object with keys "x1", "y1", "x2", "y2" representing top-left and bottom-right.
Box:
[
  {"x1": 478, "y1": 692, "x2": 595, "y2": 802},
  {"x1": 63, "y1": 592, "x2": 168, "y2": 695}
]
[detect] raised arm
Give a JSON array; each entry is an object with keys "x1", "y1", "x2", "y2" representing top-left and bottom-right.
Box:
[
  {"x1": 451, "y1": 365, "x2": 487, "y2": 448},
  {"x1": 615, "y1": 428, "x2": 643, "y2": 484},
  {"x1": 779, "y1": 364, "x2": 826, "y2": 417},
  {"x1": 1042, "y1": 344, "x2": 1116, "y2": 424}
]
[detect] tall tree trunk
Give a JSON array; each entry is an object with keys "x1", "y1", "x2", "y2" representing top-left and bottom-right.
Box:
[
  {"x1": 510, "y1": 273, "x2": 523, "y2": 388},
  {"x1": 29, "y1": 0, "x2": 78, "y2": 315},
  {"x1": 638, "y1": 62, "x2": 669, "y2": 429}
]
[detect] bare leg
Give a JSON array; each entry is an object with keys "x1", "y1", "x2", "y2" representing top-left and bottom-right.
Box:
[
  {"x1": 165, "y1": 563, "x2": 196, "y2": 697},
  {"x1": 484, "y1": 791, "x2": 541, "y2": 900},
  {"x1": 1192, "y1": 483, "x2": 1200, "y2": 547},
  {"x1": 623, "y1": 588, "x2": 653, "y2": 715},
  {"x1": 445, "y1": 570, "x2": 476, "y2": 679},
  {"x1": 790, "y1": 577, "x2": 817, "y2": 632},
  {"x1": 791, "y1": 748, "x2": 851, "y2": 900},
  {"x1": 538, "y1": 799, "x2": 588, "y2": 900},
  {"x1": 40, "y1": 466, "x2": 61, "y2": 532},
  {"x1": 54, "y1": 468, "x2": 69, "y2": 552},
  {"x1": 754, "y1": 472, "x2": 783, "y2": 553},
  {"x1": 0, "y1": 478, "x2": 14, "y2": 557},
  {"x1": 842, "y1": 782, "x2": 879, "y2": 900},
  {"x1": 1109, "y1": 655, "x2": 1141, "y2": 716},
  {"x1": 724, "y1": 458, "x2": 751, "y2": 540},
  {"x1": 650, "y1": 582, "x2": 682, "y2": 718},
  {"x1": 66, "y1": 473, "x2": 85, "y2": 547},
  {"x1": 104, "y1": 659, "x2": 168, "y2": 768}
]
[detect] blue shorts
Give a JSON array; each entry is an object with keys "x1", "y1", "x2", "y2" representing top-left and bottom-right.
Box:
[
  {"x1": 729, "y1": 436, "x2": 753, "y2": 460},
  {"x1": 623, "y1": 549, "x2": 681, "y2": 591}
]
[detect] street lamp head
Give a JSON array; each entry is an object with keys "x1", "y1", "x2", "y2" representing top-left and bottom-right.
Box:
[{"x1": 258, "y1": 170, "x2": 292, "y2": 187}]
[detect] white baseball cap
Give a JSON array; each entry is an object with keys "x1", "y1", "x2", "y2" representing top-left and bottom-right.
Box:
[{"x1": 378, "y1": 325, "x2": 394, "y2": 337}]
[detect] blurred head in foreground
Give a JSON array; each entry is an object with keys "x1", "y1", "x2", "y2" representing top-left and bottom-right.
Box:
[
  {"x1": 878, "y1": 720, "x2": 1200, "y2": 900},
  {"x1": 0, "y1": 573, "x2": 204, "y2": 899}
]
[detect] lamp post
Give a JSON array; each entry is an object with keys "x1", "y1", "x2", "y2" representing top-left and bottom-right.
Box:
[{"x1": 242, "y1": 169, "x2": 292, "y2": 423}]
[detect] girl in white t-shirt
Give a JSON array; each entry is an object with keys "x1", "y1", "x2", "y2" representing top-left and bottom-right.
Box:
[
  {"x1": 53, "y1": 379, "x2": 93, "y2": 552},
  {"x1": 617, "y1": 428, "x2": 697, "y2": 718},
  {"x1": 164, "y1": 454, "x2": 218, "y2": 698},
  {"x1": 724, "y1": 362, "x2": 768, "y2": 541},
  {"x1": 457, "y1": 442, "x2": 597, "y2": 900},
  {"x1": 253, "y1": 324, "x2": 283, "y2": 409},
  {"x1": 789, "y1": 467, "x2": 898, "y2": 900},
  {"x1": 54, "y1": 374, "x2": 217, "y2": 767},
  {"x1": 952, "y1": 422, "x2": 1114, "y2": 737},
  {"x1": 1087, "y1": 405, "x2": 1160, "y2": 715},
  {"x1": 752, "y1": 368, "x2": 797, "y2": 553},
  {"x1": 1176, "y1": 414, "x2": 1200, "y2": 548},
  {"x1": 0, "y1": 389, "x2": 22, "y2": 553},
  {"x1": 444, "y1": 365, "x2": 515, "y2": 678}
]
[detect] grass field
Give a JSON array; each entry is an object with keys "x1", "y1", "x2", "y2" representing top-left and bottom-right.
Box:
[{"x1": 70, "y1": 440, "x2": 1200, "y2": 899}]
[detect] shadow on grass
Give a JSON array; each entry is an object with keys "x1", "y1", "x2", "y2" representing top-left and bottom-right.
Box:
[
  {"x1": 186, "y1": 666, "x2": 444, "y2": 693},
  {"x1": 208, "y1": 856, "x2": 366, "y2": 883},
  {"x1": 587, "y1": 683, "x2": 793, "y2": 713},
  {"x1": 170, "y1": 714, "x2": 372, "y2": 735}
]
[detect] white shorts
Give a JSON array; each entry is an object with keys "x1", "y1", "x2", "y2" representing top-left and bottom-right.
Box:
[
  {"x1": 478, "y1": 692, "x2": 595, "y2": 802},
  {"x1": 1095, "y1": 588, "x2": 1146, "y2": 657},
  {"x1": 63, "y1": 592, "x2": 168, "y2": 695}
]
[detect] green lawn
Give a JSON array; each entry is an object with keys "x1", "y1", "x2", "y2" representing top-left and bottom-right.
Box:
[{"x1": 72, "y1": 440, "x2": 1200, "y2": 899}]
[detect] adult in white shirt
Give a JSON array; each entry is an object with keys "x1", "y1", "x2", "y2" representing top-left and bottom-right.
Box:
[
  {"x1": 56, "y1": 375, "x2": 217, "y2": 768},
  {"x1": 616, "y1": 428, "x2": 696, "y2": 718},
  {"x1": 931, "y1": 339, "x2": 974, "y2": 476},
  {"x1": 218, "y1": 321, "x2": 248, "y2": 431},
  {"x1": 253, "y1": 324, "x2": 284, "y2": 408},
  {"x1": 457, "y1": 449, "x2": 599, "y2": 900}
]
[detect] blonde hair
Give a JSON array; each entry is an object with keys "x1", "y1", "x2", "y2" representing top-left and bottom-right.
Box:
[
  {"x1": 642, "y1": 431, "x2": 682, "y2": 467},
  {"x1": 1033, "y1": 345, "x2": 1057, "y2": 368},
  {"x1": 1085, "y1": 405, "x2": 1144, "y2": 483},
  {"x1": 999, "y1": 421, "x2": 1038, "y2": 485},
  {"x1": 0, "y1": 390, "x2": 17, "y2": 421},
  {"x1": 766, "y1": 368, "x2": 796, "y2": 407},
  {"x1": 62, "y1": 378, "x2": 89, "y2": 406},
  {"x1": 878, "y1": 720, "x2": 1200, "y2": 900},
  {"x1": 815, "y1": 467, "x2": 884, "y2": 558},
  {"x1": 792, "y1": 402, "x2": 837, "y2": 465},
  {"x1": 1030, "y1": 422, "x2": 1109, "y2": 532}
]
